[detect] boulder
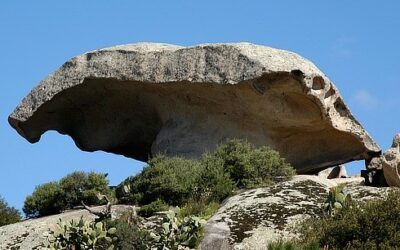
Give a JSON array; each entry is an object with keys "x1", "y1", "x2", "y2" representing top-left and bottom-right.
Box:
[
  {"x1": 317, "y1": 165, "x2": 348, "y2": 179},
  {"x1": 367, "y1": 134, "x2": 400, "y2": 187},
  {"x1": 200, "y1": 175, "x2": 388, "y2": 249},
  {"x1": 8, "y1": 43, "x2": 380, "y2": 173},
  {"x1": 0, "y1": 205, "x2": 133, "y2": 250}
]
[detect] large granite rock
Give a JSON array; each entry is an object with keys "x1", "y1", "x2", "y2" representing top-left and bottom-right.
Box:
[
  {"x1": 0, "y1": 205, "x2": 133, "y2": 250},
  {"x1": 367, "y1": 134, "x2": 400, "y2": 186},
  {"x1": 317, "y1": 165, "x2": 348, "y2": 179},
  {"x1": 200, "y1": 175, "x2": 388, "y2": 250},
  {"x1": 8, "y1": 43, "x2": 380, "y2": 173}
]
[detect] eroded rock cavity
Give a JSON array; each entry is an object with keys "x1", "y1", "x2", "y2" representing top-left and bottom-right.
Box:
[{"x1": 9, "y1": 43, "x2": 380, "y2": 173}]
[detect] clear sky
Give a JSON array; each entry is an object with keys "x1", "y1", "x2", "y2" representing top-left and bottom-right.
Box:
[{"x1": 1, "y1": 1, "x2": 399, "y2": 212}]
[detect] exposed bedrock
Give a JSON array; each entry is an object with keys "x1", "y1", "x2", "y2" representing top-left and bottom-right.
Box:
[
  {"x1": 366, "y1": 134, "x2": 400, "y2": 187},
  {"x1": 9, "y1": 43, "x2": 380, "y2": 173}
]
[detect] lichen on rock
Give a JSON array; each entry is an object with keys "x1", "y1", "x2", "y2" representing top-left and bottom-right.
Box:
[{"x1": 200, "y1": 175, "x2": 389, "y2": 250}]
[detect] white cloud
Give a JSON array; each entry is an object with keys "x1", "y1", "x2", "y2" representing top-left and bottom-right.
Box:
[{"x1": 352, "y1": 89, "x2": 378, "y2": 108}]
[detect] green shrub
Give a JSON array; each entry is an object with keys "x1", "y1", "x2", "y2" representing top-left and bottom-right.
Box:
[
  {"x1": 138, "y1": 199, "x2": 169, "y2": 217},
  {"x1": 23, "y1": 182, "x2": 64, "y2": 218},
  {"x1": 178, "y1": 200, "x2": 220, "y2": 220},
  {"x1": 195, "y1": 153, "x2": 234, "y2": 202},
  {"x1": 213, "y1": 139, "x2": 295, "y2": 188},
  {"x1": 267, "y1": 240, "x2": 320, "y2": 250},
  {"x1": 105, "y1": 211, "x2": 152, "y2": 250},
  {"x1": 42, "y1": 217, "x2": 116, "y2": 249},
  {"x1": 59, "y1": 171, "x2": 114, "y2": 208},
  {"x1": 296, "y1": 189, "x2": 400, "y2": 249},
  {"x1": 0, "y1": 195, "x2": 21, "y2": 226},
  {"x1": 23, "y1": 171, "x2": 114, "y2": 218},
  {"x1": 267, "y1": 240, "x2": 297, "y2": 250},
  {"x1": 117, "y1": 155, "x2": 203, "y2": 206},
  {"x1": 116, "y1": 140, "x2": 294, "y2": 207}
]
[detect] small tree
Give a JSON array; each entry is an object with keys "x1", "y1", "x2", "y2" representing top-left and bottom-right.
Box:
[
  {"x1": 23, "y1": 182, "x2": 64, "y2": 218},
  {"x1": 0, "y1": 195, "x2": 21, "y2": 226},
  {"x1": 213, "y1": 139, "x2": 295, "y2": 188},
  {"x1": 23, "y1": 171, "x2": 114, "y2": 218},
  {"x1": 59, "y1": 171, "x2": 113, "y2": 208}
]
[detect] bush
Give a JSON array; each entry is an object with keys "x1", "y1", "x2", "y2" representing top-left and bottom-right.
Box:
[
  {"x1": 178, "y1": 200, "x2": 220, "y2": 220},
  {"x1": 213, "y1": 139, "x2": 295, "y2": 188},
  {"x1": 0, "y1": 195, "x2": 21, "y2": 226},
  {"x1": 296, "y1": 189, "x2": 400, "y2": 249},
  {"x1": 105, "y1": 211, "x2": 152, "y2": 250},
  {"x1": 267, "y1": 240, "x2": 297, "y2": 250},
  {"x1": 138, "y1": 200, "x2": 169, "y2": 217},
  {"x1": 23, "y1": 171, "x2": 114, "y2": 218},
  {"x1": 42, "y1": 217, "x2": 116, "y2": 249},
  {"x1": 116, "y1": 140, "x2": 294, "y2": 207},
  {"x1": 59, "y1": 171, "x2": 114, "y2": 208},
  {"x1": 23, "y1": 182, "x2": 64, "y2": 218},
  {"x1": 118, "y1": 156, "x2": 203, "y2": 206},
  {"x1": 267, "y1": 240, "x2": 320, "y2": 250},
  {"x1": 195, "y1": 153, "x2": 235, "y2": 202}
]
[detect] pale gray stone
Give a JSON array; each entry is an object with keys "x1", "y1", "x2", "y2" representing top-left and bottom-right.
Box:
[
  {"x1": 370, "y1": 133, "x2": 400, "y2": 187},
  {"x1": 200, "y1": 175, "x2": 388, "y2": 249},
  {"x1": 317, "y1": 165, "x2": 348, "y2": 179},
  {"x1": 0, "y1": 205, "x2": 133, "y2": 250},
  {"x1": 8, "y1": 43, "x2": 380, "y2": 173}
]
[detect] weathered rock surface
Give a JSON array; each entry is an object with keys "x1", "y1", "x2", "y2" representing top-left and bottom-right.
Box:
[
  {"x1": 9, "y1": 43, "x2": 380, "y2": 173},
  {"x1": 367, "y1": 134, "x2": 400, "y2": 187},
  {"x1": 317, "y1": 165, "x2": 348, "y2": 179},
  {"x1": 1, "y1": 178, "x2": 387, "y2": 250},
  {"x1": 0, "y1": 205, "x2": 133, "y2": 250},
  {"x1": 200, "y1": 175, "x2": 388, "y2": 250}
]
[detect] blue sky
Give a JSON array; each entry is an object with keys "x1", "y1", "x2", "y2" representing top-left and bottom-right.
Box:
[{"x1": 1, "y1": 1, "x2": 399, "y2": 212}]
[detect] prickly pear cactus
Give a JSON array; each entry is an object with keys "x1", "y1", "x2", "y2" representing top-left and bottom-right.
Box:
[
  {"x1": 324, "y1": 185, "x2": 353, "y2": 216},
  {"x1": 150, "y1": 210, "x2": 207, "y2": 250},
  {"x1": 42, "y1": 216, "x2": 117, "y2": 249}
]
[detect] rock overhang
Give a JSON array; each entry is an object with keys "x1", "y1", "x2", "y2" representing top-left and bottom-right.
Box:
[{"x1": 8, "y1": 42, "x2": 381, "y2": 173}]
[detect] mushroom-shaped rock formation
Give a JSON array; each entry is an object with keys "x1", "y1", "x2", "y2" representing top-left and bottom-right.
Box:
[{"x1": 9, "y1": 43, "x2": 380, "y2": 173}]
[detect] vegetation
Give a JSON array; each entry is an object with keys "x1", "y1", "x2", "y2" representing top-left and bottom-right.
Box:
[
  {"x1": 23, "y1": 171, "x2": 114, "y2": 218},
  {"x1": 267, "y1": 240, "x2": 319, "y2": 250},
  {"x1": 23, "y1": 182, "x2": 64, "y2": 218},
  {"x1": 105, "y1": 212, "x2": 151, "y2": 250},
  {"x1": 36, "y1": 140, "x2": 294, "y2": 249},
  {"x1": 323, "y1": 185, "x2": 353, "y2": 216},
  {"x1": 116, "y1": 139, "x2": 294, "y2": 209},
  {"x1": 213, "y1": 139, "x2": 295, "y2": 189},
  {"x1": 267, "y1": 189, "x2": 400, "y2": 250},
  {"x1": 150, "y1": 210, "x2": 207, "y2": 250},
  {"x1": 138, "y1": 199, "x2": 169, "y2": 217},
  {"x1": 117, "y1": 156, "x2": 204, "y2": 206},
  {"x1": 28, "y1": 139, "x2": 400, "y2": 249},
  {"x1": 42, "y1": 217, "x2": 117, "y2": 250},
  {"x1": 59, "y1": 172, "x2": 114, "y2": 208},
  {"x1": 0, "y1": 195, "x2": 21, "y2": 226},
  {"x1": 296, "y1": 189, "x2": 400, "y2": 249},
  {"x1": 178, "y1": 200, "x2": 220, "y2": 220}
]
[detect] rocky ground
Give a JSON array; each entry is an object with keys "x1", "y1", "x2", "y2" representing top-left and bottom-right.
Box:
[
  {"x1": 0, "y1": 175, "x2": 390, "y2": 250},
  {"x1": 0, "y1": 205, "x2": 133, "y2": 250},
  {"x1": 200, "y1": 175, "x2": 389, "y2": 250}
]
